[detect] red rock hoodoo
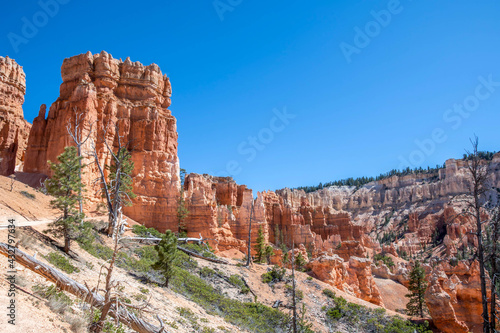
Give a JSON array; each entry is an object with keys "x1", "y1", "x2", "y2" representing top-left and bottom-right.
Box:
[
  {"x1": 0, "y1": 56, "x2": 31, "y2": 175},
  {"x1": 23, "y1": 51, "x2": 180, "y2": 224}
]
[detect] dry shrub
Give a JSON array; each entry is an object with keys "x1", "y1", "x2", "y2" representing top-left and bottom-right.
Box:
[{"x1": 64, "y1": 313, "x2": 88, "y2": 333}]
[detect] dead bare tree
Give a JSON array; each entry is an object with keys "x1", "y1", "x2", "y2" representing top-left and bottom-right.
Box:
[
  {"x1": 463, "y1": 136, "x2": 491, "y2": 333},
  {"x1": 290, "y1": 223, "x2": 298, "y2": 333},
  {"x1": 487, "y1": 204, "x2": 500, "y2": 332},
  {"x1": 91, "y1": 122, "x2": 135, "y2": 237},
  {"x1": 90, "y1": 208, "x2": 145, "y2": 332},
  {"x1": 67, "y1": 107, "x2": 94, "y2": 216},
  {"x1": 0, "y1": 241, "x2": 163, "y2": 333}
]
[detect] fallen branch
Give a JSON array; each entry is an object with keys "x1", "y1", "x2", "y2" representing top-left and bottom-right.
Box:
[
  {"x1": 212, "y1": 271, "x2": 256, "y2": 298},
  {"x1": 177, "y1": 246, "x2": 229, "y2": 265},
  {"x1": 120, "y1": 237, "x2": 229, "y2": 265},
  {"x1": 2, "y1": 278, "x2": 43, "y2": 301},
  {"x1": 0, "y1": 243, "x2": 165, "y2": 333}
]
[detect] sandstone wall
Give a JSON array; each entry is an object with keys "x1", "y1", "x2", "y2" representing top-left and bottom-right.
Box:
[{"x1": 0, "y1": 56, "x2": 31, "y2": 175}]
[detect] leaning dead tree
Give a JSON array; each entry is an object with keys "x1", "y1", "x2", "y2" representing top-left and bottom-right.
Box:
[
  {"x1": 120, "y1": 234, "x2": 230, "y2": 265},
  {"x1": 92, "y1": 122, "x2": 135, "y2": 237},
  {"x1": 0, "y1": 242, "x2": 165, "y2": 333},
  {"x1": 67, "y1": 106, "x2": 94, "y2": 216}
]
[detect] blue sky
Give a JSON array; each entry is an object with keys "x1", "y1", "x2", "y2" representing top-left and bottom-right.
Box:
[{"x1": 1, "y1": 0, "x2": 499, "y2": 193}]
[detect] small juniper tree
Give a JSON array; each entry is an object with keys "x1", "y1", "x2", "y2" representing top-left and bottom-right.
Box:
[
  {"x1": 264, "y1": 245, "x2": 274, "y2": 264},
  {"x1": 45, "y1": 146, "x2": 84, "y2": 253},
  {"x1": 152, "y1": 230, "x2": 178, "y2": 287},
  {"x1": 255, "y1": 226, "x2": 266, "y2": 263},
  {"x1": 295, "y1": 252, "x2": 307, "y2": 272},
  {"x1": 405, "y1": 261, "x2": 428, "y2": 317}
]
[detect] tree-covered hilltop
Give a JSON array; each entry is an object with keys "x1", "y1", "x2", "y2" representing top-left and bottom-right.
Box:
[{"x1": 294, "y1": 151, "x2": 497, "y2": 194}]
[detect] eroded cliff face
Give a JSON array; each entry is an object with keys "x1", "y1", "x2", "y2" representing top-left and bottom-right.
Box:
[
  {"x1": 23, "y1": 51, "x2": 180, "y2": 224},
  {"x1": 0, "y1": 56, "x2": 31, "y2": 175}
]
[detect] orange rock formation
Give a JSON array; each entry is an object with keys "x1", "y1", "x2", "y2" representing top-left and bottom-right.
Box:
[
  {"x1": 23, "y1": 51, "x2": 180, "y2": 224},
  {"x1": 0, "y1": 56, "x2": 31, "y2": 175}
]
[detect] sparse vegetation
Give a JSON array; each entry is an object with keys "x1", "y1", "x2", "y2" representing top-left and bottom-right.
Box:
[
  {"x1": 44, "y1": 252, "x2": 80, "y2": 274},
  {"x1": 228, "y1": 274, "x2": 250, "y2": 294},
  {"x1": 261, "y1": 265, "x2": 286, "y2": 284},
  {"x1": 373, "y1": 254, "x2": 395, "y2": 268},
  {"x1": 322, "y1": 290, "x2": 431, "y2": 332},
  {"x1": 131, "y1": 224, "x2": 163, "y2": 238},
  {"x1": 171, "y1": 266, "x2": 302, "y2": 333}
]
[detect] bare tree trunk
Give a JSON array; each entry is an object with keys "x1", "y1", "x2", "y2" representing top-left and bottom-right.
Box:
[
  {"x1": 67, "y1": 107, "x2": 93, "y2": 220},
  {"x1": 77, "y1": 144, "x2": 83, "y2": 215},
  {"x1": 466, "y1": 137, "x2": 491, "y2": 333},
  {"x1": 245, "y1": 201, "x2": 254, "y2": 267},
  {"x1": 490, "y1": 208, "x2": 500, "y2": 331},
  {"x1": 92, "y1": 215, "x2": 121, "y2": 332},
  {"x1": 63, "y1": 208, "x2": 70, "y2": 254},
  {"x1": 0, "y1": 243, "x2": 163, "y2": 333},
  {"x1": 291, "y1": 232, "x2": 297, "y2": 333}
]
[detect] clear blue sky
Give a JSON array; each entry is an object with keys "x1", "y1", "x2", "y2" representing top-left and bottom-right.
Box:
[{"x1": 1, "y1": 0, "x2": 499, "y2": 193}]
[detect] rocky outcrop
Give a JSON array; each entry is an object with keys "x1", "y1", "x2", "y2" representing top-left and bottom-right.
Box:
[
  {"x1": 426, "y1": 275, "x2": 469, "y2": 333},
  {"x1": 307, "y1": 254, "x2": 348, "y2": 290},
  {"x1": 307, "y1": 254, "x2": 384, "y2": 306},
  {"x1": 0, "y1": 56, "x2": 31, "y2": 175},
  {"x1": 346, "y1": 256, "x2": 384, "y2": 306},
  {"x1": 23, "y1": 51, "x2": 179, "y2": 224},
  {"x1": 180, "y1": 173, "x2": 249, "y2": 252}
]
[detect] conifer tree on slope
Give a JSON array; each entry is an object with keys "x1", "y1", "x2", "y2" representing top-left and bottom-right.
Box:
[
  {"x1": 152, "y1": 230, "x2": 178, "y2": 287},
  {"x1": 405, "y1": 260, "x2": 428, "y2": 318},
  {"x1": 45, "y1": 146, "x2": 85, "y2": 253},
  {"x1": 255, "y1": 226, "x2": 266, "y2": 263}
]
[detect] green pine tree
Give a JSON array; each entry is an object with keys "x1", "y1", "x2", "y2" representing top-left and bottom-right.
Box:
[
  {"x1": 45, "y1": 146, "x2": 85, "y2": 253},
  {"x1": 405, "y1": 261, "x2": 428, "y2": 317},
  {"x1": 152, "y1": 230, "x2": 178, "y2": 287},
  {"x1": 264, "y1": 245, "x2": 274, "y2": 264},
  {"x1": 295, "y1": 252, "x2": 307, "y2": 272},
  {"x1": 177, "y1": 168, "x2": 189, "y2": 236},
  {"x1": 255, "y1": 226, "x2": 266, "y2": 263}
]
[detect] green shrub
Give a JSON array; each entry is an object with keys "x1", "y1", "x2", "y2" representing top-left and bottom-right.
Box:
[
  {"x1": 200, "y1": 267, "x2": 216, "y2": 278},
  {"x1": 323, "y1": 289, "x2": 336, "y2": 299},
  {"x1": 261, "y1": 265, "x2": 286, "y2": 284},
  {"x1": 132, "y1": 224, "x2": 163, "y2": 238},
  {"x1": 45, "y1": 252, "x2": 80, "y2": 274},
  {"x1": 33, "y1": 284, "x2": 73, "y2": 307},
  {"x1": 322, "y1": 292, "x2": 432, "y2": 332},
  {"x1": 228, "y1": 274, "x2": 250, "y2": 294},
  {"x1": 171, "y1": 267, "x2": 297, "y2": 333},
  {"x1": 76, "y1": 221, "x2": 113, "y2": 260},
  {"x1": 374, "y1": 254, "x2": 395, "y2": 268},
  {"x1": 182, "y1": 242, "x2": 216, "y2": 259}
]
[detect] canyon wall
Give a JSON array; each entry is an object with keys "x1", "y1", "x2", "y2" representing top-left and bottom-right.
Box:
[
  {"x1": 23, "y1": 51, "x2": 180, "y2": 224},
  {"x1": 0, "y1": 56, "x2": 31, "y2": 175}
]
